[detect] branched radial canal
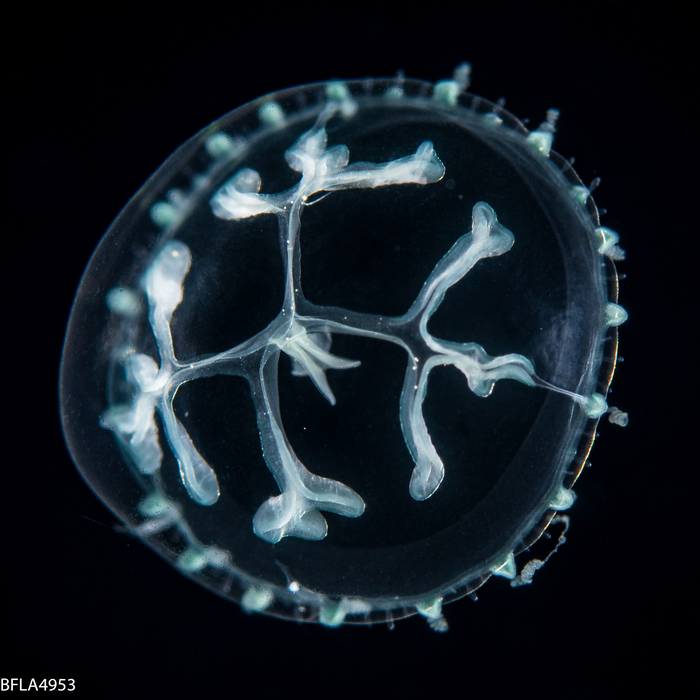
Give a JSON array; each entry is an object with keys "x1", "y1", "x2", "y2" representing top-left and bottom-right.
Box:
[{"x1": 102, "y1": 107, "x2": 607, "y2": 544}]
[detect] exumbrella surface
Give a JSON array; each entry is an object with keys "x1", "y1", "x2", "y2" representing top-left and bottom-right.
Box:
[{"x1": 60, "y1": 65, "x2": 626, "y2": 630}]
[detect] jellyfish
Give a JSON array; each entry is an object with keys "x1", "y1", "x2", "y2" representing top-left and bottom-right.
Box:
[{"x1": 60, "y1": 64, "x2": 626, "y2": 630}]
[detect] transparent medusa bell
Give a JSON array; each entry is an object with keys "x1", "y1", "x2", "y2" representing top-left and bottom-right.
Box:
[{"x1": 60, "y1": 64, "x2": 627, "y2": 630}]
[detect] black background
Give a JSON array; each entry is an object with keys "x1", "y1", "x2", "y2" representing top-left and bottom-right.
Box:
[{"x1": 7, "y1": 2, "x2": 691, "y2": 697}]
